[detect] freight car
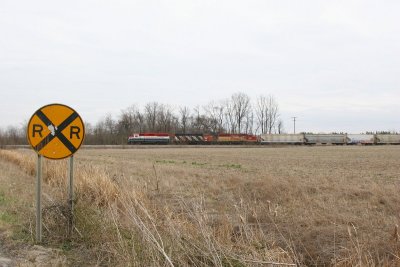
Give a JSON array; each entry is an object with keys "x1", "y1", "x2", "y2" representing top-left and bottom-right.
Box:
[
  {"x1": 375, "y1": 134, "x2": 400, "y2": 144},
  {"x1": 346, "y1": 134, "x2": 375, "y2": 145},
  {"x1": 261, "y1": 134, "x2": 348, "y2": 145},
  {"x1": 304, "y1": 134, "x2": 347, "y2": 145},
  {"x1": 260, "y1": 134, "x2": 305, "y2": 144}
]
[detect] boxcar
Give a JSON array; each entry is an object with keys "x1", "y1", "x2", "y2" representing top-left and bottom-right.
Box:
[
  {"x1": 304, "y1": 134, "x2": 347, "y2": 145},
  {"x1": 260, "y1": 134, "x2": 305, "y2": 144}
]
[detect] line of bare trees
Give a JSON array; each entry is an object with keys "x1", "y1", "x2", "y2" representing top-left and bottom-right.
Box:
[
  {"x1": 0, "y1": 92, "x2": 283, "y2": 145},
  {"x1": 0, "y1": 125, "x2": 27, "y2": 146},
  {"x1": 84, "y1": 93, "x2": 282, "y2": 144}
]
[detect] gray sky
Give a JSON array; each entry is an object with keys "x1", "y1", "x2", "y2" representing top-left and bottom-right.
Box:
[{"x1": 1, "y1": 0, "x2": 399, "y2": 133}]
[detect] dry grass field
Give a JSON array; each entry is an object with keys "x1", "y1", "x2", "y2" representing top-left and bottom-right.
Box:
[{"x1": 0, "y1": 146, "x2": 399, "y2": 266}]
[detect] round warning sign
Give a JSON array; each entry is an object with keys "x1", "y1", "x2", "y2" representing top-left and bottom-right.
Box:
[{"x1": 27, "y1": 104, "x2": 85, "y2": 160}]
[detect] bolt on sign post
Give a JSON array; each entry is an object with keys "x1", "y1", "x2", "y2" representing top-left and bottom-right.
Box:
[{"x1": 27, "y1": 104, "x2": 85, "y2": 242}]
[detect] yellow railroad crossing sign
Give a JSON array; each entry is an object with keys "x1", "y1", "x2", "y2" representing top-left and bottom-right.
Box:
[{"x1": 27, "y1": 104, "x2": 85, "y2": 159}]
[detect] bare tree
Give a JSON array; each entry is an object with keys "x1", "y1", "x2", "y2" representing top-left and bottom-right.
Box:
[
  {"x1": 157, "y1": 104, "x2": 175, "y2": 132},
  {"x1": 192, "y1": 106, "x2": 202, "y2": 132},
  {"x1": 245, "y1": 110, "x2": 254, "y2": 134},
  {"x1": 191, "y1": 106, "x2": 212, "y2": 133},
  {"x1": 230, "y1": 92, "x2": 251, "y2": 133},
  {"x1": 224, "y1": 99, "x2": 236, "y2": 133},
  {"x1": 204, "y1": 101, "x2": 225, "y2": 133},
  {"x1": 267, "y1": 95, "x2": 279, "y2": 134},
  {"x1": 117, "y1": 105, "x2": 138, "y2": 135},
  {"x1": 255, "y1": 95, "x2": 268, "y2": 134},
  {"x1": 83, "y1": 122, "x2": 95, "y2": 144},
  {"x1": 136, "y1": 110, "x2": 145, "y2": 133},
  {"x1": 255, "y1": 95, "x2": 280, "y2": 134},
  {"x1": 144, "y1": 102, "x2": 159, "y2": 132},
  {"x1": 179, "y1": 106, "x2": 191, "y2": 133},
  {"x1": 91, "y1": 114, "x2": 116, "y2": 144},
  {"x1": 0, "y1": 125, "x2": 26, "y2": 145},
  {"x1": 104, "y1": 113, "x2": 115, "y2": 135}
]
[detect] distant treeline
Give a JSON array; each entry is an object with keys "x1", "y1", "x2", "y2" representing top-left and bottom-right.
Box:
[
  {"x1": 84, "y1": 93, "x2": 282, "y2": 144},
  {"x1": 1, "y1": 92, "x2": 398, "y2": 146},
  {"x1": 1, "y1": 92, "x2": 282, "y2": 145},
  {"x1": 0, "y1": 125, "x2": 27, "y2": 146}
]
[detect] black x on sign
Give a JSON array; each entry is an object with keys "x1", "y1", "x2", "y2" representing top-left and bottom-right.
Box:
[{"x1": 27, "y1": 104, "x2": 85, "y2": 159}]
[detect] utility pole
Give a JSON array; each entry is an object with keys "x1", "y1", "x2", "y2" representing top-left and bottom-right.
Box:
[{"x1": 292, "y1": 117, "x2": 297, "y2": 134}]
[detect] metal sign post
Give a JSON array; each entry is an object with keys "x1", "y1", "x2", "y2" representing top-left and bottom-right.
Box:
[
  {"x1": 68, "y1": 155, "x2": 74, "y2": 236},
  {"x1": 36, "y1": 154, "x2": 42, "y2": 243}
]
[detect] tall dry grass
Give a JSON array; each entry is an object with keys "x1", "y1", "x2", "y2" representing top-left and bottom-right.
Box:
[{"x1": 0, "y1": 149, "x2": 296, "y2": 266}]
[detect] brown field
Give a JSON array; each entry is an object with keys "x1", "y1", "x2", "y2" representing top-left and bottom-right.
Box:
[{"x1": 0, "y1": 146, "x2": 399, "y2": 266}]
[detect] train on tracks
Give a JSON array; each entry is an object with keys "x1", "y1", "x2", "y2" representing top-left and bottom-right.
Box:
[{"x1": 128, "y1": 133, "x2": 400, "y2": 145}]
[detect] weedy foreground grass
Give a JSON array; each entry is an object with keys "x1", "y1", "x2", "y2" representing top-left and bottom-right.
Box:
[
  {"x1": 0, "y1": 149, "x2": 296, "y2": 266},
  {"x1": 1, "y1": 146, "x2": 400, "y2": 266}
]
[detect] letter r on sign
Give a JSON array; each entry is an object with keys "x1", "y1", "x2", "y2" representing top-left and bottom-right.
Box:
[
  {"x1": 33, "y1": 124, "x2": 43, "y2": 138},
  {"x1": 70, "y1": 126, "x2": 81, "y2": 139}
]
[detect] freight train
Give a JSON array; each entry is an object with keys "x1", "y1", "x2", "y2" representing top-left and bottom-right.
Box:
[{"x1": 127, "y1": 133, "x2": 400, "y2": 145}]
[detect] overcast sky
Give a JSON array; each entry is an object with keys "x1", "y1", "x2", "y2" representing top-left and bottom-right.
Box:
[{"x1": 1, "y1": 0, "x2": 399, "y2": 133}]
